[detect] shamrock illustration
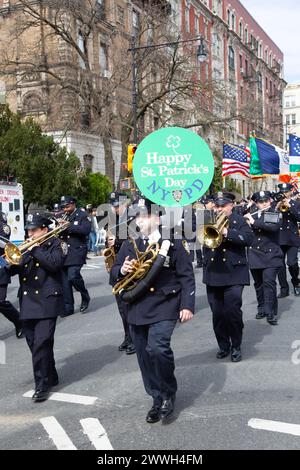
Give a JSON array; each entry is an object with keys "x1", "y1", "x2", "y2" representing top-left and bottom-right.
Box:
[{"x1": 166, "y1": 135, "x2": 181, "y2": 151}]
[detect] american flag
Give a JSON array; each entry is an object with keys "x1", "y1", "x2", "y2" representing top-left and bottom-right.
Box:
[
  {"x1": 289, "y1": 134, "x2": 300, "y2": 173},
  {"x1": 222, "y1": 143, "x2": 250, "y2": 178}
]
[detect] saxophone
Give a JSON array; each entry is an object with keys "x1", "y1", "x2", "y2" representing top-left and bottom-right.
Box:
[{"x1": 103, "y1": 230, "x2": 116, "y2": 273}]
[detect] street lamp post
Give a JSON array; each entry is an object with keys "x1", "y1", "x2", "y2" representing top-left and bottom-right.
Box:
[{"x1": 128, "y1": 35, "x2": 208, "y2": 145}]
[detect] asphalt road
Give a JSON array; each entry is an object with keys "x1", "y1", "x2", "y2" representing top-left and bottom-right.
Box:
[{"x1": 1, "y1": 255, "x2": 300, "y2": 450}]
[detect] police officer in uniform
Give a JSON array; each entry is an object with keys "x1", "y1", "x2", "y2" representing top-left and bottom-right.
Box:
[
  {"x1": 106, "y1": 192, "x2": 136, "y2": 354},
  {"x1": 0, "y1": 212, "x2": 23, "y2": 338},
  {"x1": 244, "y1": 191, "x2": 283, "y2": 325},
  {"x1": 7, "y1": 214, "x2": 67, "y2": 402},
  {"x1": 59, "y1": 196, "x2": 91, "y2": 315},
  {"x1": 276, "y1": 183, "x2": 300, "y2": 297},
  {"x1": 203, "y1": 192, "x2": 254, "y2": 362},
  {"x1": 110, "y1": 198, "x2": 195, "y2": 424}
]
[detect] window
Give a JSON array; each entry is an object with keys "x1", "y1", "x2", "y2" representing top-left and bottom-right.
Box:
[
  {"x1": 239, "y1": 22, "x2": 243, "y2": 40},
  {"x1": 14, "y1": 199, "x2": 20, "y2": 211},
  {"x1": 257, "y1": 72, "x2": 262, "y2": 92},
  {"x1": 285, "y1": 95, "x2": 296, "y2": 107},
  {"x1": 227, "y1": 9, "x2": 230, "y2": 26},
  {"x1": 231, "y1": 13, "x2": 235, "y2": 31},
  {"x1": 259, "y1": 44, "x2": 262, "y2": 59},
  {"x1": 228, "y1": 46, "x2": 235, "y2": 70},
  {"x1": 99, "y1": 43, "x2": 108, "y2": 70},
  {"x1": 78, "y1": 31, "x2": 87, "y2": 69},
  {"x1": 292, "y1": 114, "x2": 296, "y2": 125},
  {"x1": 194, "y1": 15, "x2": 199, "y2": 33},
  {"x1": 185, "y1": 7, "x2": 190, "y2": 32},
  {"x1": 212, "y1": 33, "x2": 221, "y2": 57},
  {"x1": 244, "y1": 28, "x2": 248, "y2": 44},
  {"x1": 265, "y1": 48, "x2": 268, "y2": 64},
  {"x1": 132, "y1": 10, "x2": 140, "y2": 37},
  {"x1": 117, "y1": 6, "x2": 125, "y2": 24}
]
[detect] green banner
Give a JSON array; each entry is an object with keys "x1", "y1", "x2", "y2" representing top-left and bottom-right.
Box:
[{"x1": 132, "y1": 127, "x2": 214, "y2": 207}]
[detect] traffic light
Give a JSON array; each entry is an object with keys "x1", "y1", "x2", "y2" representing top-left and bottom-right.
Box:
[{"x1": 127, "y1": 144, "x2": 137, "y2": 174}]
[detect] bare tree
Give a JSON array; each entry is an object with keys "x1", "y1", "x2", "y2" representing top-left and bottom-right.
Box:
[{"x1": 0, "y1": 0, "x2": 263, "y2": 187}]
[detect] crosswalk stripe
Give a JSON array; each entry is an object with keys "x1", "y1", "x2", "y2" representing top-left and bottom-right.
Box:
[
  {"x1": 248, "y1": 418, "x2": 300, "y2": 437},
  {"x1": 80, "y1": 418, "x2": 113, "y2": 450},
  {"x1": 40, "y1": 416, "x2": 77, "y2": 450},
  {"x1": 23, "y1": 390, "x2": 97, "y2": 405}
]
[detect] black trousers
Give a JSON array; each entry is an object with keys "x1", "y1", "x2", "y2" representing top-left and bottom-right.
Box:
[
  {"x1": 206, "y1": 285, "x2": 244, "y2": 351},
  {"x1": 251, "y1": 267, "x2": 280, "y2": 318},
  {"x1": 116, "y1": 295, "x2": 132, "y2": 344},
  {"x1": 278, "y1": 246, "x2": 300, "y2": 292},
  {"x1": 0, "y1": 285, "x2": 21, "y2": 328},
  {"x1": 130, "y1": 320, "x2": 177, "y2": 404},
  {"x1": 22, "y1": 318, "x2": 58, "y2": 391},
  {"x1": 62, "y1": 265, "x2": 90, "y2": 314}
]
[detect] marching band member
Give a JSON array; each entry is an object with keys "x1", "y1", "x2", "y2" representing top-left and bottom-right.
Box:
[
  {"x1": 203, "y1": 192, "x2": 254, "y2": 362},
  {"x1": 0, "y1": 212, "x2": 23, "y2": 338},
  {"x1": 106, "y1": 191, "x2": 136, "y2": 355},
  {"x1": 59, "y1": 196, "x2": 91, "y2": 315},
  {"x1": 244, "y1": 191, "x2": 283, "y2": 325},
  {"x1": 276, "y1": 183, "x2": 300, "y2": 297},
  {"x1": 7, "y1": 214, "x2": 67, "y2": 402},
  {"x1": 110, "y1": 197, "x2": 195, "y2": 424}
]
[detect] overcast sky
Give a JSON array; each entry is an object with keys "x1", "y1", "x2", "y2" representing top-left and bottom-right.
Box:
[{"x1": 241, "y1": 0, "x2": 299, "y2": 84}]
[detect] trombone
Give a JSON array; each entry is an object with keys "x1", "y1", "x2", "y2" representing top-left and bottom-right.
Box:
[{"x1": 2, "y1": 221, "x2": 70, "y2": 265}]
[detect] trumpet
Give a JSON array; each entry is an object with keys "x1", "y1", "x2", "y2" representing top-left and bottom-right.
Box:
[
  {"x1": 202, "y1": 212, "x2": 229, "y2": 249},
  {"x1": 3, "y1": 221, "x2": 70, "y2": 265}
]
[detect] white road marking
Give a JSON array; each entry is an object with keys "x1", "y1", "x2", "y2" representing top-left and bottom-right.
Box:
[
  {"x1": 23, "y1": 390, "x2": 97, "y2": 406},
  {"x1": 40, "y1": 416, "x2": 77, "y2": 450},
  {"x1": 80, "y1": 418, "x2": 113, "y2": 450},
  {"x1": 248, "y1": 418, "x2": 300, "y2": 437}
]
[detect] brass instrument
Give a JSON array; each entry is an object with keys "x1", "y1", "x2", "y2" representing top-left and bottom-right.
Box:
[
  {"x1": 103, "y1": 246, "x2": 116, "y2": 273},
  {"x1": 3, "y1": 221, "x2": 70, "y2": 265},
  {"x1": 112, "y1": 239, "x2": 160, "y2": 296},
  {"x1": 277, "y1": 198, "x2": 290, "y2": 213},
  {"x1": 203, "y1": 212, "x2": 229, "y2": 249},
  {"x1": 103, "y1": 230, "x2": 116, "y2": 273}
]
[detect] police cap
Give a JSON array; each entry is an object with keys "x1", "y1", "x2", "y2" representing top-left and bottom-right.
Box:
[{"x1": 25, "y1": 213, "x2": 52, "y2": 230}]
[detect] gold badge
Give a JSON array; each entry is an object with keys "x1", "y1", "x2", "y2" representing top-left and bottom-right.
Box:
[{"x1": 182, "y1": 240, "x2": 190, "y2": 255}]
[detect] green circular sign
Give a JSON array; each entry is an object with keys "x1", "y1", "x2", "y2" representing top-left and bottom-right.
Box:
[{"x1": 133, "y1": 127, "x2": 214, "y2": 207}]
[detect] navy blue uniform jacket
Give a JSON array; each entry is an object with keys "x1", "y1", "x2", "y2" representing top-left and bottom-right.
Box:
[
  {"x1": 248, "y1": 211, "x2": 284, "y2": 269},
  {"x1": 110, "y1": 238, "x2": 195, "y2": 326},
  {"x1": 60, "y1": 208, "x2": 91, "y2": 265},
  {"x1": 278, "y1": 200, "x2": 300, "y2": 247},
  {"x1": 203, "y1": 213, "x2": 254, "y2": 286},
  {"x1": 8, "y1": 237, "x2": 67, "y2": 320}
]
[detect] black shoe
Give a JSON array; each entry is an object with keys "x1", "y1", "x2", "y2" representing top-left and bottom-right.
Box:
[
  {"x1": 32, "y1": 389, "x2": 50, "y2": 402},
  {"x1": 125, "y1": 344, "x2": 136, "y2": 355},
  {"x1": 80, "y1": 298, "x2": 90, "y2": 313},
  {"x1": 231, "y1": 348, "x2": 242, "y2": 363},
  {"x1": 255, "y1": 312, "x2": 266, "y2": 320},
  {"x1": 267, "y1": 316, "x2": 278, "y2": 325},
  {"x1": 15, "y1": 325, "x2": 23, "y2": 339},
  {"x1": 160, "y1": 397, "x2": 175, "y2": 423},
  {"x1": 277, "y1": 291, "x2": 289, "y2": 298},
  {"x1": 118, "y1": 339, "x2": 129, "y2": 351},
  {"x1": 146, "y1": 406, "x2": 161, "y2": 424},
  {"x1": 293, "y1": 286, "x2": 300, "y2": 296},
  {"x1": 216, "y1": 349, "x2": 230, "y2": 359}
]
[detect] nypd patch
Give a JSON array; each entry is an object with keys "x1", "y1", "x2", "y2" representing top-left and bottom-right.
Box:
[
  {"x1": 61, "y1": 241, "x2": 68, "y2": 255},
  {"x1": 3, "y1": 224, "x2": 10, "y2": 235}
]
